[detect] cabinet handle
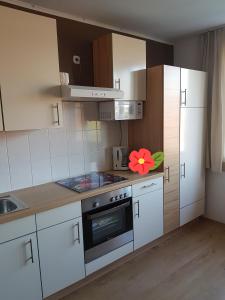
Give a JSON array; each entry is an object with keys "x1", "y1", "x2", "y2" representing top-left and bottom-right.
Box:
[
  {"x1": 115, "y1": 78, "x2": 121, "y2": 90},
  {"x1": 73, "y1": 222, "x2": 80, "y2": 244},
  {"x1": 164, "y1": 166, "x2": 170, "y2": 182},
  {"x1": 141, "y1": 183, "x2": 156, "y2": 189},
  {"x1": 53, "y1": 103, "x2": 60, "y2": 126},
  {"x1": 181, "y1": 89, "x2": 187, "y2": 106},
  {"x1": 134, "y1": 201, "x2": 140, "y2": 218},
  {"x1": 25, "y1": 239, "x2": 34, "y2": 264},
  {"x1": 181, "y1": 163, "x2": 186, "y2": 179}
]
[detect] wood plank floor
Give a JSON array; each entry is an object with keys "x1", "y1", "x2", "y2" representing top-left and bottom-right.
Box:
[{"x1": 62, "y1": 218, "x2": 225, "y2": 300}]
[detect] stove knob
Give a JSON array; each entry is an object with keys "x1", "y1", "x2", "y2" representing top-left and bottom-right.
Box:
[
  {"x1": 110, "y1": 197, "x2": 115, "y2": 202},
  {"x1": 124, "y1": 193, "x2": 127, "y2": 198},
  {"x1": 93, "y1": 202, "x2": 100, "y2": 208},
  {"x1": 115, "y1": 196, "x2": 118, "y2": 201},
  {"x1": 119, "y1": 194, "x2": 123, "y2": 199}
]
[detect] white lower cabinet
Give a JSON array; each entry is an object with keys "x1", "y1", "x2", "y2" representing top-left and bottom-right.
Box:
[
  {"x1": 180, "y1": 199, "x2": 205, "y2": 226},
  {"x1": 38, "y1": 217, "x2": 85, "y2": 298},
  {"x1": 133, "y1": 187, "x2": 163, "y2": 250},
  {"x1": 85, "y1": 242, "x2": 133, "y2": 276},
  {"x1": 0, "y1": 233, "x2": 42, "y2": 300}
]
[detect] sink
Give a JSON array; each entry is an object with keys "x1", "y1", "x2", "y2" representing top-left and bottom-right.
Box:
[{"x1": 0, "y1": 195, "x2": 28, "y2": 215}]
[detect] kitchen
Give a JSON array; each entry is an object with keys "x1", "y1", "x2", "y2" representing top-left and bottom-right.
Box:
[{"x1": 0, "y1": 1, "x2": 224, "y2": 300}]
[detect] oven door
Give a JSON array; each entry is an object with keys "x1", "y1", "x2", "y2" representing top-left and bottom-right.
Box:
[{"x1": 83, "y1": 198, "x2": 133, "y2": 263}]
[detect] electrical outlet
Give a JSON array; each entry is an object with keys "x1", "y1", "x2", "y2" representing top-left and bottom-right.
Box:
[{"x1": 73, "y1": 55, "x2": 80, "y2": 64}]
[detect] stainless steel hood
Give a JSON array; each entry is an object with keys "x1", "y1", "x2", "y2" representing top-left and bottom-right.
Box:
[{"x1": 61, "y1": 85, "x2": 124, "y2": 101}]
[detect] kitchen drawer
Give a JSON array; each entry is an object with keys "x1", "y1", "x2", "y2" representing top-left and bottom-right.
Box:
[
  {"x1": 0, "y1": 215, "x2": 36, "y2": 244},
  {"x1": 36, "y1": 201, "x2": 81, "y2": 230},
  {"x1": 85, "y1": 242, "x2": 133, "y2": 276},
  {"x1": 132, "y1": 177, "x2": 163, "y2": 197},
  {"x1": 180, "y1": 199, "x2": 205, "y2": 226}
]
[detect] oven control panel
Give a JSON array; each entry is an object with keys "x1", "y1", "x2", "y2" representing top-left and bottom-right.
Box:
[{"x1": 82, "y1": 186, "x2": 132, "y2": 213}]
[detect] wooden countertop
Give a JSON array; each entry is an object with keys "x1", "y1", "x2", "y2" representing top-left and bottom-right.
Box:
[{"x1": 0, "y1": 171, "x2": 164, "y2": 224}]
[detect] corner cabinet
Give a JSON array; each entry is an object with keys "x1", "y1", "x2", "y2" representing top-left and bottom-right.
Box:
[
  {"x1": 93, "y1": 33, "x2": 146, "y2": 101},
  {"x1": 0, "y1": 6, "x2": 62, "y2": 131}
]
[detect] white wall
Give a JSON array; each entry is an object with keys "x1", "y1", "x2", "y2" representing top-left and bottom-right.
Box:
[
  {"x1": 174, "y1": 35, "x2": 203, "y2": 70},
  {"x1": 174, "y1": 34, "x2": 225, "y2": 224},
  {"x1": 0, "y1": 102, "x2": 126, "y2": 193}
]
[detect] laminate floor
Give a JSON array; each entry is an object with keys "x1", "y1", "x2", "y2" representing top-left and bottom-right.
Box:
[{"x1": 62, "y1": 218, "x2": 225, "y2": 300}]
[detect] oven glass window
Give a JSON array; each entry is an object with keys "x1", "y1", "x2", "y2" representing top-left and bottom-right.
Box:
[{"x1": 92, "y1": 209, "x2": 125, "y2": 245}]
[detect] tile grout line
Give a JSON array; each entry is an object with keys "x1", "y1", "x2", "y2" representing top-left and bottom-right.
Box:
[
  {"x1": 47, "y1": 128, "x2": 54, "y2": 182},
  {"x1": 4, "y1": 132, "x2": 13, "y2": 192},
  {"x1": 27, "y1": 132, "x2": 35, "y2": 187}
]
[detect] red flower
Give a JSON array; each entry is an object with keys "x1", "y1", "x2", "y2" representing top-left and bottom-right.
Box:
[{"x1": 129, "y1": 148, "x2": 155, "y2": 175}]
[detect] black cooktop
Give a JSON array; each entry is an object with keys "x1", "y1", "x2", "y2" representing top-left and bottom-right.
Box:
[{"x1": 56, "y1": 172, "x2": 127, "y2": 193}]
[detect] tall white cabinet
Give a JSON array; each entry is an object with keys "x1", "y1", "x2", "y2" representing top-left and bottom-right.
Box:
[
  {"x1": 130, "y1": 65, "x2": 207, "y2": 232},
  {"x1": 180, "y1": 68, "x2": 207, "y2": 225}
]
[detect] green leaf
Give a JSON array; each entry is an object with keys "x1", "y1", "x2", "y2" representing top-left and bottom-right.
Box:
[{"x1": 150, "y1": 152, "x2": 164, "y2": 171}]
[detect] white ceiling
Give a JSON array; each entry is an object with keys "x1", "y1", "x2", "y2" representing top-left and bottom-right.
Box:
[{"x1": 19, "y1": 0, "x2": 225, "y2": 42}]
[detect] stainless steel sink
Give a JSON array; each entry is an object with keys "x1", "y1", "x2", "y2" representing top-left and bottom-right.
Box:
[{"x1": 0, "y1": 195, "x2": 28, "y2": 215}]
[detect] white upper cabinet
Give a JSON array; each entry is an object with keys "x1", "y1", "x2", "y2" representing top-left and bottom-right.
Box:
[
  {"x1": 93, "y1": 33, "x2": 146, "y2": 101},
  {"x1": 0, "y1": 6, "x2": 62, "y2": 131},
  {"x1": 180, "y1": 107, "x2": 207, "y2": 209},
  {"x1": 180, "y1": 68, "x2": 207, "y2": 108},
  {"x1": 112, "y1": 34, "x2": 146, "y2": 101}
]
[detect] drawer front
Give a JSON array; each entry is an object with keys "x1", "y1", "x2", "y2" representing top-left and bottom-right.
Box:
[
  {"x1": 36, "y1": 201, "x2": 81, "y2": 230},
  {"x1": 85, "y1": 242, "x2": 133, "y2": 276},
  {"x1": 180, "y1": 199, "x2": 205, "y2": 226},
  {"x1": 0, "y1": 215, "x2": 36, "y2": 244},
  {"x1": 132, "y1": 177, "x2": 163, "y2": 197}
]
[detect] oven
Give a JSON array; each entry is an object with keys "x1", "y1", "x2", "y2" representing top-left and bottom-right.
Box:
[{"x1": 82, "y1": 186, "x2": 133, "y2": 263}]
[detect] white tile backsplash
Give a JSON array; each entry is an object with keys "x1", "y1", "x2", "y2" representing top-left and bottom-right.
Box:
[
  {"x1": 0, "y1": 163, "x2": 11, "y2": 193},
  {"x1": 31, "y1": 159, "x2": 52, "y2": 185},
  {"x1": 7, "y1": 132, "x2": 31, "y2": 163},
  {"x1": 10, "y1": 160, "x2": 33, "y2": 190},
  {"x1": 0, "y1": 102, "x2": 127, "y2": 193},
  {"x1": 51, "y1": 156, "x2": 69, "y2": 181},
  {"x1": 29, "y1": 129, "x2": 50, "y2": 161}
]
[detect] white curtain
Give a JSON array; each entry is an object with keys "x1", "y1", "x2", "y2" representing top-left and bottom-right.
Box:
[{"x1": 202, "y1": 28, "x2": 225, "y2": 173}]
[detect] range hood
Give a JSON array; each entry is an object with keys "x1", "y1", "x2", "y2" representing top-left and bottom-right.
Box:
[{"x1": 61, "y1": 85, "x2": 124, "y2": 101}]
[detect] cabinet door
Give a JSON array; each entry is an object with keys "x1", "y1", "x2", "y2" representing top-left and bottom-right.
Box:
[
  {"x1": 112, "y1": 33, "x2": 146, "y2": 101},
  {"x1": 181, "y1": 68, "x2": 207, "y2": 108},
  {"x1": 38, "y1": 217, "x2": 85, "y2": 298},
  {"x1": 163, "y1": 66, "x2": 180, "y2": 233},
  {"x1": 133, "y1": 189, "x2": 163, "y2": 250},
  {"x1": 0, "y1": 6, "x2": 62, "y2": 131},
  {"x1": 0, "y1": 102, "x2": 3, "y2": 131},
  {"x1": 180, "y1": 108, "x2": 206, "y2": 210},
  {"x1": 0, "y1": 233, "x2": 42, "y2": 300}
]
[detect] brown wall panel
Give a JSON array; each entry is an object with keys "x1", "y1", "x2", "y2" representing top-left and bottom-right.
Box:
[{"x1": 0, "y1": 1, "x2": 173, "y2": 86}]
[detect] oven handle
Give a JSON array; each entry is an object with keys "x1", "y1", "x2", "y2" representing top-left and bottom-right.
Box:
[{"x1": 87, "y1": 201, "x2": 130, "y2": 220}]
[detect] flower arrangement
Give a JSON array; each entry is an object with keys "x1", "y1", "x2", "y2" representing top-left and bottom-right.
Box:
[{"x1": 129, "y1": 148, "x2": 164, "y2": 175}]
